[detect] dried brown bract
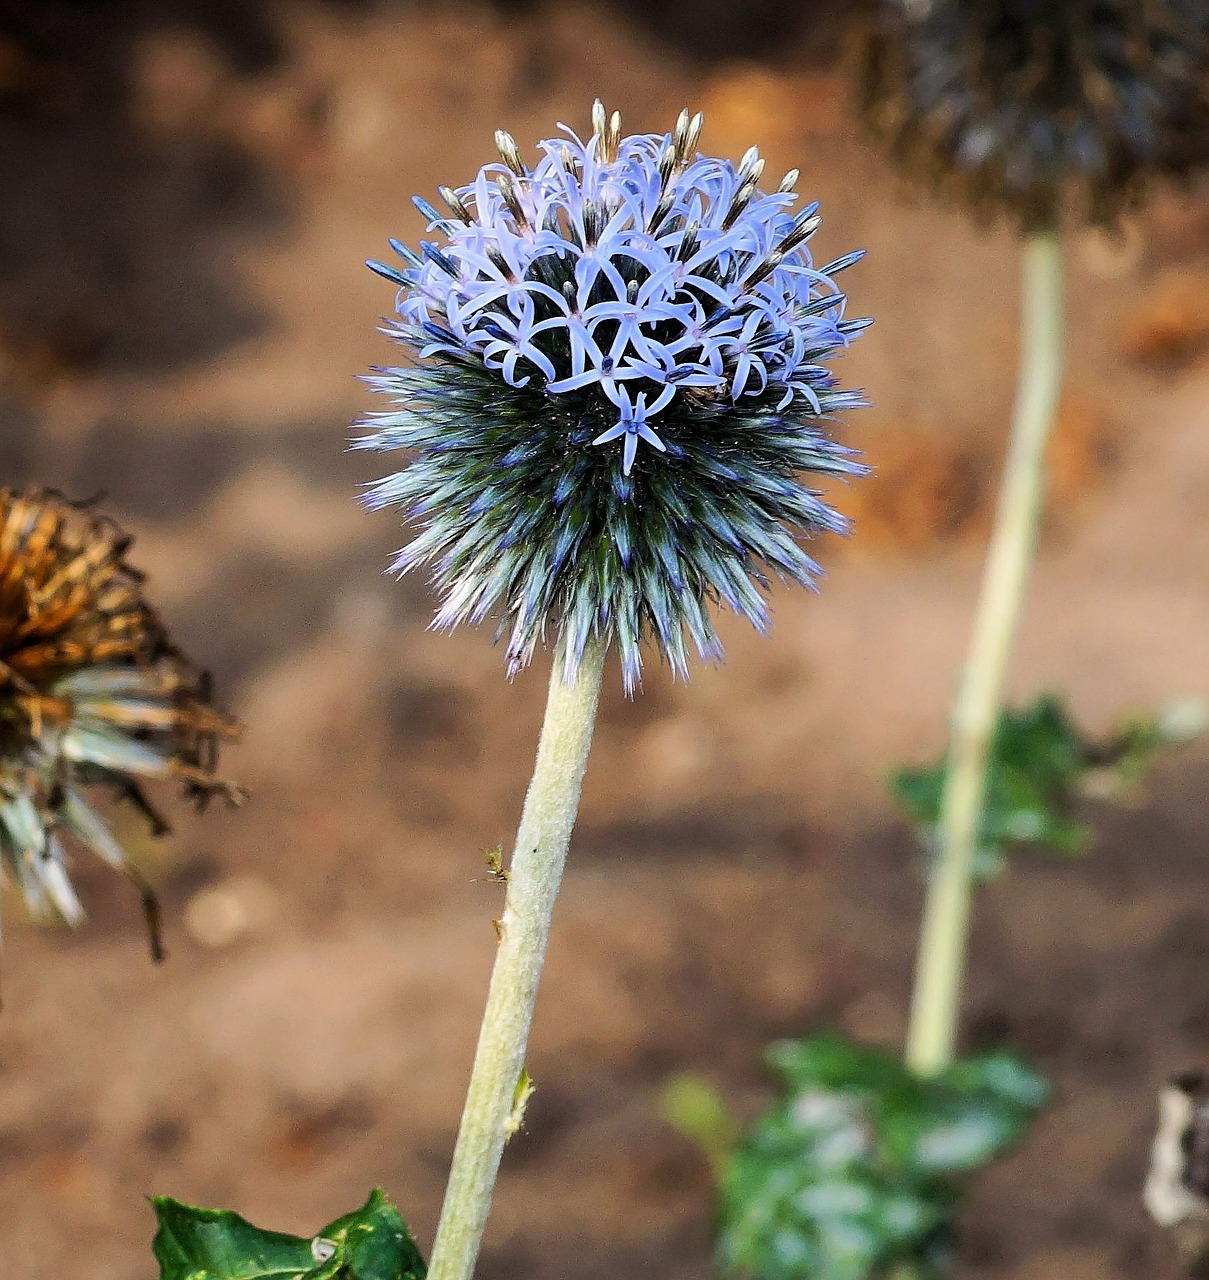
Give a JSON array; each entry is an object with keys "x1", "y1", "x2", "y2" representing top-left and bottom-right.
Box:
[{"x1": 0, "y1": 487, "x2": 242, "y2": 956}]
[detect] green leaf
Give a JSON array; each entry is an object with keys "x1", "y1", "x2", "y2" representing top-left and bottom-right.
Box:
[
  {"x1": 152, "y1": 1189, "x2": 426, "y2": 1280},
  {"x1": 890, "y1": 694, "x2": 1194, "y2": 878},
  {"x1": 943, "y1": 1052, "x2": 1050, "y2": 1112},
  {"x1": 662, "y1": 1074, "x2": 741, "y2": 1173},
  {"x1": 884, "y1": 1099, "x2": 1020, "y2": 1178},
  {"x1": 314, "y1": 1190, "x2": 425, "y2": 1280},
  {"x1": 716, "y1": 1036, "x2": 1047, "y2": 1280},
  {"x1": 884, "y1": 1053, "x2": 1049, "y2": 1178},
  {"x1": 151, "y1": 1200, "x2": 314, "y2": 1280},
  {"x1": 766, "y1": 1032, "x2": 907, "y2": 1097}
]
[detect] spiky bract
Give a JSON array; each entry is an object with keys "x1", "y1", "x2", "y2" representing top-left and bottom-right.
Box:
[
  {"x1": 0, "y1": 488, "x2": 240, "y2": 948},
  {"x1": 857, "y1": 0, "x2": 1209, "y2": 230},
  {"x1": 359, "y1": 102, "x2": 867, "y2": 691}
]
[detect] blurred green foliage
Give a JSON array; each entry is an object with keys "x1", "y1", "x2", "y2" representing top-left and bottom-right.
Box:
[
  {"x1": 151, "y1": 1188, "x2": 425, "y2": 1280},
  {"x1": 712, "y1": 1034, "x2": 1047, "y2": 1280},
  {"x1": 892, "y1": 694, "x2": 1204, "y2": 877},
  {"x1": 664, "y1": 1073, "x2": 743, "y2": 1175}
]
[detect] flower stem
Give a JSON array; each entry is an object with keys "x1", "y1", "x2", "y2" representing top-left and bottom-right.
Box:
[
  {"x1": 904, "y1": 231, "x2": 1065, "y2": 1077},
  {"x1": 427, "y1": 637, "x2": 607, "y2": 1280}
]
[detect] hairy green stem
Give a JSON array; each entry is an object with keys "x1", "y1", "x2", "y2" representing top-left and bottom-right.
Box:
[
  {"x1": 427, "y1": 638, "x2": 606, "y2": 1280},
  {"x1": 905, "y1": 232, "x2": 1065, "y2": 1076}
]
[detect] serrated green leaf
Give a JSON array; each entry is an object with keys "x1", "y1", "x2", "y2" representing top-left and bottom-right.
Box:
[
  {"x1": 885, "y1": 1053, "x2": 1049, "y2": 1178},
  {"x1": 890, "y1": 694, "x2": 1183, "y2": 877},
  {"x1": 314, "y1": 1190, "x2": 426, "y2": 1280},
  {"x1": 890, "y1": 1104, "x2": 1019, "y2": 1177},
  {"x1": 943, "y1": 1052, "x2": 1050, "y2": 1111},
  {"x1": 717, "y1": 1036, "x2": 1047, "y2": 1280},
  {"x1": 151, "y1": 1189, "x2": 426, "y2": 1280},
  {"x1": 889, "y1": 767, "x2": 943, "y2": 831},
  {"x1": 766, "y1": 1033, "x2": 907, "y2": 1098},
  {"x1": 151, "y1": 1200, "x2": 315, "y2": 1280}
]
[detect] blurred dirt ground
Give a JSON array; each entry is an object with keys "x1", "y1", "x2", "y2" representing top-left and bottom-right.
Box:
[{"x1": 2, "y1": 2, "x2": 1209, "y2": 1277}]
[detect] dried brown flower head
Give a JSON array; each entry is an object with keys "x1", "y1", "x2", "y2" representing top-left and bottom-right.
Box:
[
  {"x1": 856, "y1": 0, "x2": 1209, "y2": 230},
  {"x1": 0, "y1": 487, "x2": 241, "y2": 956}
]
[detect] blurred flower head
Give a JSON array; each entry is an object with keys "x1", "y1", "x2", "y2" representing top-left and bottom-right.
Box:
[
  {"x1": 359, "y1": 101, "x2": 868, "y2": 691},
  {"x1": 0, "y1": 488, "x2": 241, "y2": 952},
  {"x1": 857, "y1": 0, "x2": 1209, "y2": 230}
]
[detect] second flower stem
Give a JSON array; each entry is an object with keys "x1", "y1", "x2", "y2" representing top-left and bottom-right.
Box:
[
  {"x1": 904, "y1": 231, "x2": 1065, "y2": 1077},
  {"x1": 426, "y1": 637, "x2": 606, "y2": 1280}
]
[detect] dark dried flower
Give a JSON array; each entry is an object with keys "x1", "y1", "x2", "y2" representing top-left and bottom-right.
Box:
[
  {"x1": 857, "y1": 0, "x2": 1209, "y2": 229},
  {"x1": 0, "y1": 488, "x2": 241, "y2": 953},
  {"x1": 358, "y1": 102, "x2": 868, "y2": 691}
]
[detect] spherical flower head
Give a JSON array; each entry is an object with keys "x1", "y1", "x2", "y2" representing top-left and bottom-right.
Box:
[
  {"x1": 857, "y1": 0, "x2": 1209, "y2": 230},
  {"x1": 358, "y1": 102, "x2": 869, "y2": 692},
  {"x1": 0, "y1": 488, "x2": 241, "y2": 953}
]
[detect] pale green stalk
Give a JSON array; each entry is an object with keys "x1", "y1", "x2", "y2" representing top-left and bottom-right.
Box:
[
  {"x1": 905, "y1": 232, "x2": 1065, "y2": 1076},
  {"x1": 427, "y1": 637, "x2": 607, "y2": 1280}
]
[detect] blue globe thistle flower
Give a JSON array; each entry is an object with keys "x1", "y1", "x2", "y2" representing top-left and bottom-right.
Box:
[
  {"x1": 358, "y1": 102, "x2": 868, "y2": 691},
  {"x1": 0, "y1": 488, "x2": 241, "y2": 955}
]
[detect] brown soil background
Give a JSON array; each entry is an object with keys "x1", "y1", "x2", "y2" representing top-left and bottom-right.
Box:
[{"x1": 2, "y1": 2, "x2": 1209, "y2": 1277}]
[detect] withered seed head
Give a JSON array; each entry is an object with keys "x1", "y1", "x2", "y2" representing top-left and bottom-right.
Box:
[
  {"x1": 856, "y1": 0, "x2": 1209, "y2": 230},
  {"x1": 0, "y1": 487, "x2": 242, "y2": 956}
]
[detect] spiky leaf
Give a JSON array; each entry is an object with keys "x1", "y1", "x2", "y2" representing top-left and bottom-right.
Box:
[
  {"x1": 151, "y1": 1188, "x2": 425, "y2": 1280},
  {"x1": 717, "y1": 1034, "x2": 1047, "y2": 1280},
  {"x1": 891, "y1": 694, "x2": 1200, "y2": 879}
]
